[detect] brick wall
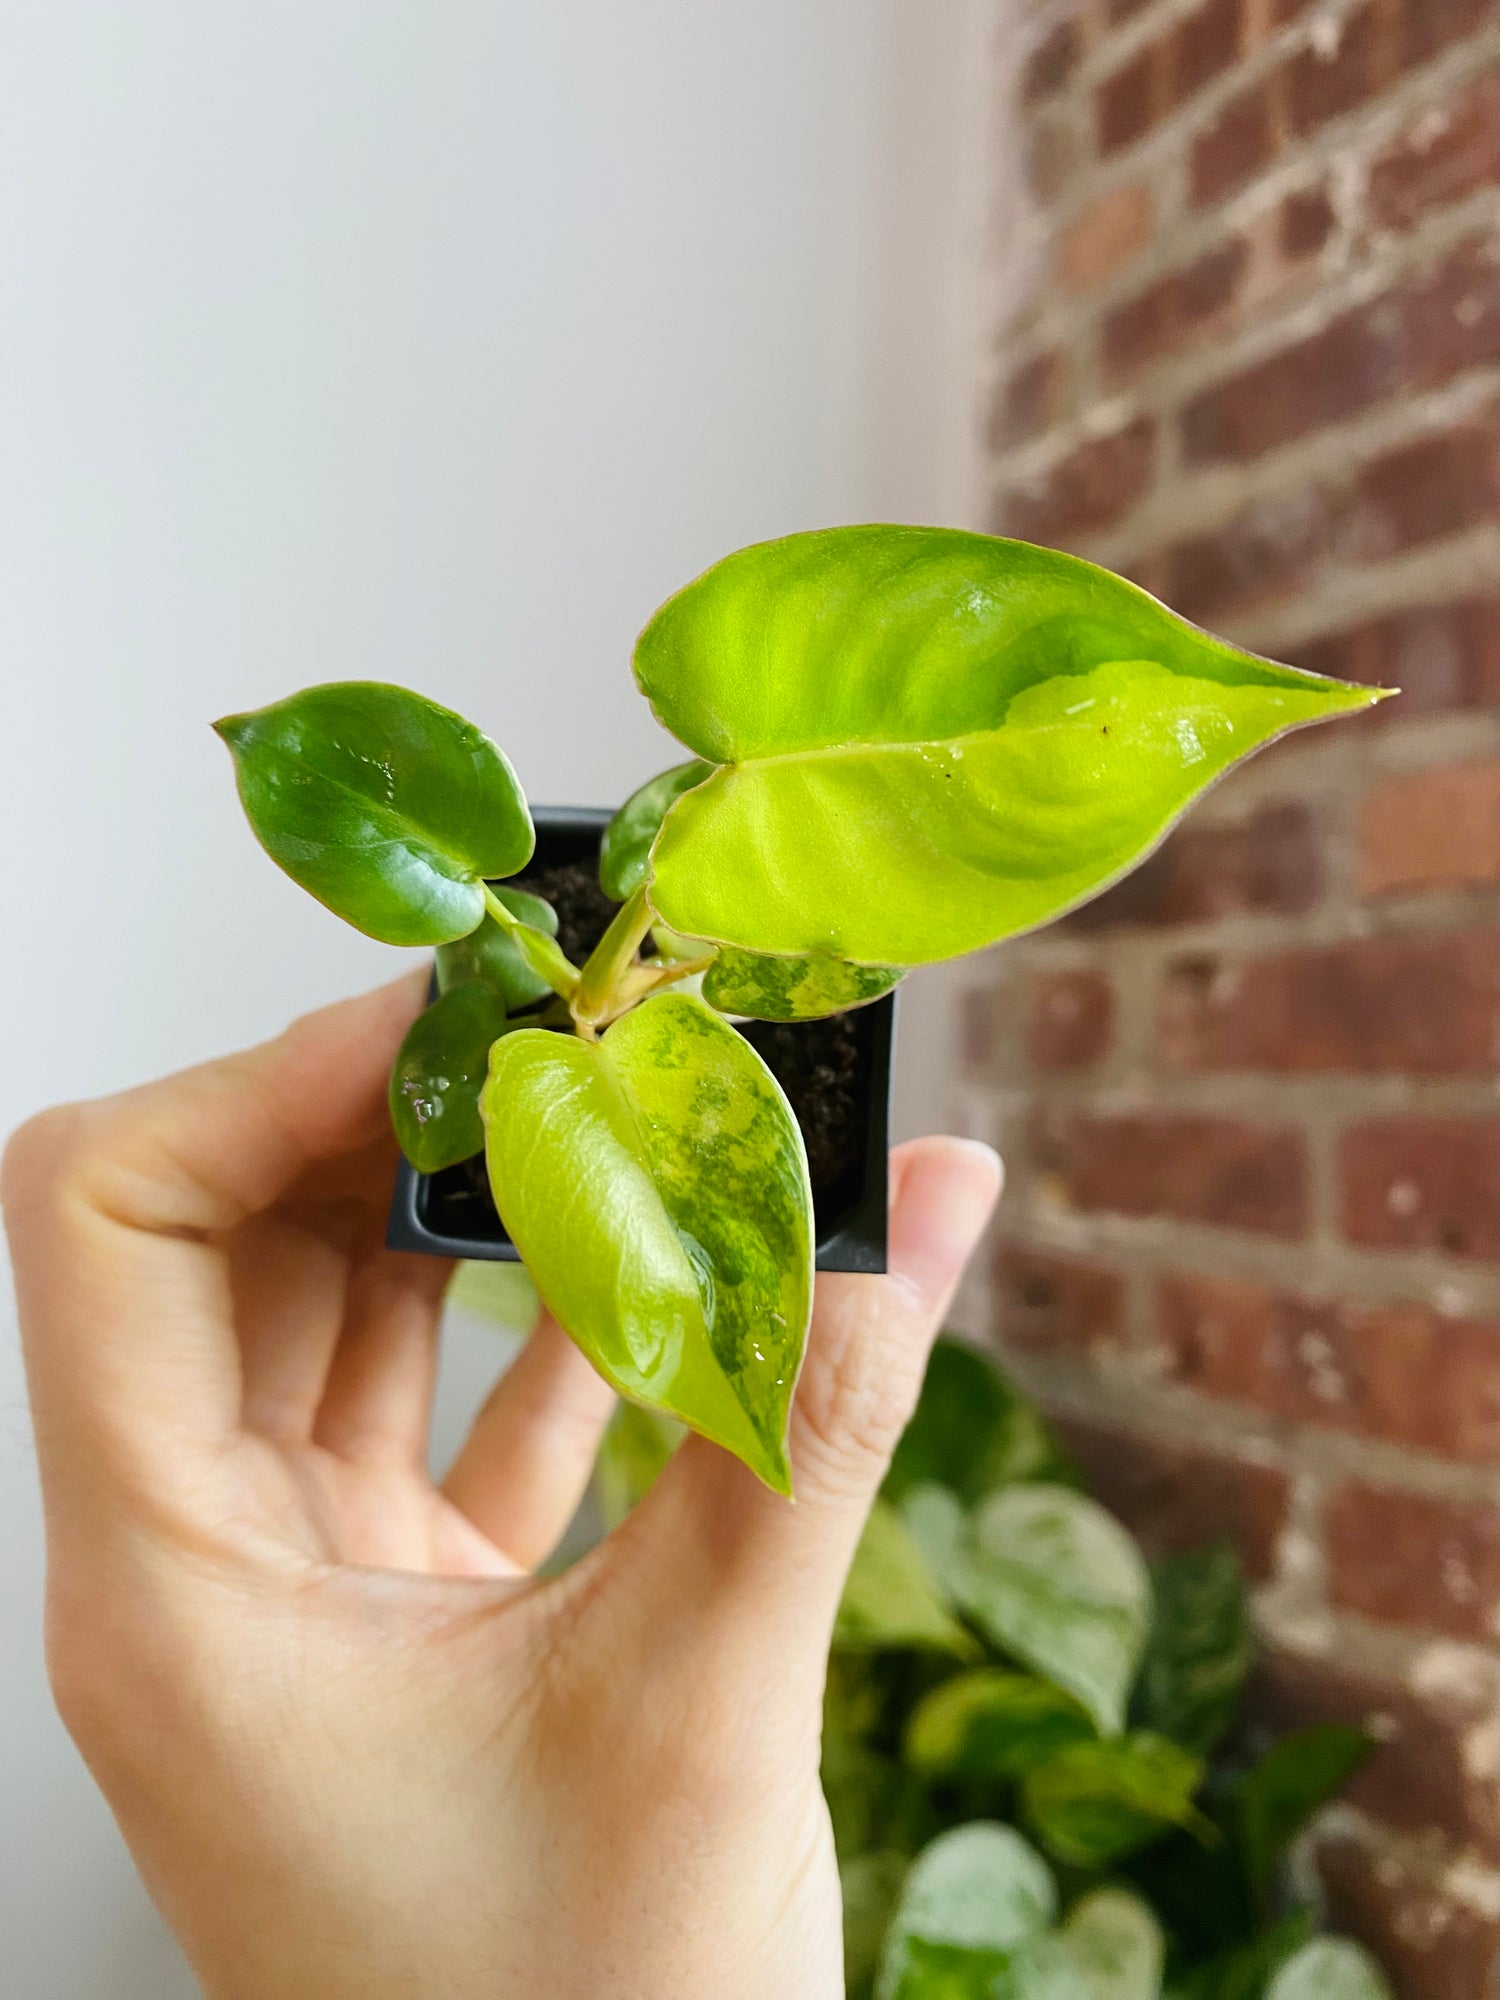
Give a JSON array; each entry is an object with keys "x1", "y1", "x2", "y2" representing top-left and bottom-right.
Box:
[{"x1": 956, "y1": 2, "x2": 1500, "y2": 1992}]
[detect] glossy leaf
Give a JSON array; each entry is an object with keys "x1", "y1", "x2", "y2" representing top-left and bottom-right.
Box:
[
  {"x1": 886, "y1": 1339, "x2": 1079, "y2": 1508},
  {"x1": 638, "y1": 528, "x2": 1383, "y2": 965},
  {"x1": 904, "y1": 1671, "x2": 1096, "y2": 1783},
  {"x1": 482, "y1": 992, "x2": 812, "y2": 1491},
  {"x1": 1266, "y1": 1940, "x2": 1393, "y2": 2000},
  {"x1": 835, "y1": 1501, "x2": 979, "y2": 1659},
  {"x1": 1058, "y1": 1891, "x2": 1164, "y2": 2000},
  {"x1": 216, "y1": 681, "x2": 532, "y2": 944},
  {"x1": 876, "y1": 1825, "x2": 1058, "y2": 2000},
  {"x1": 949, "y1": 1487, "x2": 1153, "y2": 1736},
  {"x1": 594, "y1": 1402, "x2": 682, "y2": 1530},
  {"x1": 446, "y1": 1260, "x2": 539, "y2": 1331},
  {"x1": 437, "y1": 886, "x2": 561, "y2": 1012},
  {"x1": 1238, "y1": 1725, "x2": 1372, "y2": 1903},
  {"x1": 702, "y1": 948, "x2": 904, "y2": 1022},
  {"x1": 388, "y1": 982, "x2": 513, "y2": 1172},
  {"x1": 1131, "y1": 1544, "x2": 1252, "y2": 1758},
  {"x1": 600, "y1": 758, "x2": 714, "y2": 901},
  {"x1": 1020, "y1": 1735, "x2": 1208, "y2": 1870}
]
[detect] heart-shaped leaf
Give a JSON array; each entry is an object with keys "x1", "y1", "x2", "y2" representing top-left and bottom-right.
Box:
[
  {"x1": 835, "y1": 1501, "x2": 979, "y2": 1659},
  {"x1": 388, "y1": 981, "x2": 513, "y2": 1172},
  {"x1": 437, "y1": 885, "x2": 561, "y2": 1012},
  {"x1": 876, "y1": 1825, "x2": 1058, "y2": 2000},
  {"x1": 904, "y1": 1671, "x2": 1096, "y2": 1783},
  {"x1": 1266, "y1": 1941, "x2": 1393, "y2": 2000},
  {"x1": 600, "y1": 758, "x2": 715, "y2": 901},
  {"x1": 702, "y1": 947, "x2": 904, "y2": 1021},
  {"x1": 481, "y1": 993, "x2": 812, "y2": 1491},
  {"x1": 946, "y1": 1487, "x2": 1153, "y2": 1736},
  {"x1": 885, "y1": 1339, "x2": 1079, "y2": 1508},
  {"x1": 1019, "y1": 1735, "x2": 1207, "y2": 1870},
  {"x1": 1238, "y1": 1725, "x2": 1372, "y2": 1903},
  {"x1": 1131, "y1": 1543, "x2": 1252, "y2": 1758},
  {"x1": 637, "y1": 528, "x2": 1383, "y2": 965},
  {"x1": 216, "y1": 681, "x2": 533, "y2": 944},
  {"x1": 1057, "y1": 1891, "x2": 1164, "y2": 2000}
]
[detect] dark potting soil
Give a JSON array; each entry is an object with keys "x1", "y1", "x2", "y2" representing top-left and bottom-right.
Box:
[{"x1": 486, "y1": 857, "x2": 866, "y2": 1205}]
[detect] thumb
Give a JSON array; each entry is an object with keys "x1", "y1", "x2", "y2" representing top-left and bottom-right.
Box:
[{"x1": 625, "y1": 1136, "x2": 1001, "y2": 1682}]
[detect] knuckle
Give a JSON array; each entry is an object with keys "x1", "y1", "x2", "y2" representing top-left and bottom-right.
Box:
[
  {"x1": 793, "y1": 1287, "x2": 928, "y2": 1499},
  {"x1": 0, "y1": 1103, "x2": 91, "y2": 1223}
]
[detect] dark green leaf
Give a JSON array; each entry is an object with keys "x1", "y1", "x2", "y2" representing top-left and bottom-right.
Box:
[
  {"x1": 638, "y1": 528, "x2": 1384, "y2": 966},
  {"x1": 702, "y1": 948, "x2": 904, "y2": 1022},
  {"x1": 1020, "y1": 1734, "x2": 1208, "y2": 1871},
  {"x1": 600, "y1": 758, "x2": 714, "y2": 901},
  {"x1": 482, "y1": 992, "x2": 812, "y2": 1491},
  {"x1": 1239, "y1": 1726, "x2": 1372, "y2": 1904},
  {"x1": 1267, "y1": 1940, "x2": 1393, "y2": 2000},
  {"x1": 1168, "y1": 1910, "x2": 1314, "y2": 2000},
  {"x1": 1132, "y1": 1543, "x2": 1253, "y2": 1757},
  {"x1": 844, "y1": 1852, "x2": 912, "y2": 2000},
  {"x1": 877, "y1": 1825, "x2": 1058, "y2": 2000},
  {"x1": 437, "y1": 885, "x2": 561, "y2": 1011},
  {"x1": 904, "y1": 1671, "x2": 1096, "y2": 1783},
  {"x1": 836, "y1": 1501, "x2": 980, "y2": 1659},
  {"x1": 216, "y1": 681, "x2": 533, "y2": 944},
  {"x1": 885, "y1": 1338, "x2": 1078, "y2": 1509},
  {"x1": 388, "y1": 981, "x2": 512, "y2": 1172},
  {"x1": 885, "y1": 1938, "x2": 1022, "y2": 2000}
]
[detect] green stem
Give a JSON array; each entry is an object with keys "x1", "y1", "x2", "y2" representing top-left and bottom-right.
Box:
[
  {"x1": 481, "y1": 884, "x2": 581, "y2": 1003},
  {"x1": 572, "y1": 882, "x2": 655, "y2": 1031}
]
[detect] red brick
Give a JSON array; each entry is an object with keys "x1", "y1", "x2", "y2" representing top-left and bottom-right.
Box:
[
  {"x1": 1109, "y1": 0, "x2": 1154, "y2": 19},
  {"x1": 1360, "y1": 758, "x2": 1500, "y2": 897},
  {"x1": 1370, "y1": 73, "x2": 1500, "y2": 230},
  {"x1": 1284, "y1": 2, "x2": 1386, "y2": 137},
  {"x1": 1034, "y1": 1110, "x2": 1308, "y2": 1236},
  {"x1": 1098, "y1": 46, "x2": 1157, "y2": 153},
  {"x1": 1270, "y1": 0, "x2": 1316, "y2": 19},
  {"x1": 1024, "y1": 17, "x2": 1083, "y2": 103},
  {"x1": 1398, "y1": 0, "x2": 1499, "y2": 74},
  {"x1": 1025, "y1": 967, "x2": 1116, "y2": 1068},
  {"x1": 1097, "y1": 0, "x2": 1244, "y2": 155},
  {"x1": 1279, "y1": 181, "x2": 1335, "y2": 259},
  {"x1": 1055, "y1": 181, "x2": 1154, "y2": 291},
  {"x1": 1156, "y1": 1270, "x2": 1500, "y2": 1461},
  {"x1": 1172, "y1": 0, "x2": 1243, "y2": 101},
  {"x1": 1292, "y1": 598, "x2": 1500, "y2": 716},
  {"x1": 1339, "y1": 1116, "x2": 1500, "y2": 1261},
  {"x1": 1027, "y1": 112, "x2": 1080, "y2": 204},
  {"x1": 1047, "y1": 1414, "x2": 1290, "y2": 1577},
  {"x1": 1164, "y1": 485, "x2": 1329, "y2": 620},
  {"x1": 1159, "y1": 930, "x2": 1500, "y2": 1076},
  {"x1": 1103, "y1": 238, "x2": 1247, "y2": 378},
  {"x1": 1069, "y1": 799, "x2": 1319, "y2": 928},
  {"x1": 1191, "y1": 80, "x2": 1275, "y2": 204},
  {"x1": 1351, "y1": 416, "x2": 1500, "y2": 560},
  {"x1": 1325, "y1": 1482, "x2": 1500, "y2": 1642},
  {"x1": 1319, "y1": 1835, "x2": 1500, "y2": 2000},
  {"x1": 989, "y1": 349, "x2": 1071, "y2": 450},
  {"x1": 999, "y1": 416, "x2": 1156, "y2": 545},
  {"x1": 1256, "y1": 1651, "x2": 1500, "y2": 1863},
  {"x1": 995, "y1": 1245, "x2": 1127, "y2": 1356}
]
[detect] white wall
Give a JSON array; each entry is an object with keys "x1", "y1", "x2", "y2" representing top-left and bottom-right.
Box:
[{"x1": 0, "y1": 3, "x2": 992, "y2": 1989}]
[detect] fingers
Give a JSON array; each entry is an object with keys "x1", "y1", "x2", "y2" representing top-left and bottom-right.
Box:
[
  {"x1": 443, "y1": 1311, "x2": 616, "y2": 1569},
  {"x1": 312, "y1": 1245, "x2": 454, "y2": 1466},
  {"x1": 626, "y1": 1137, "x2": 1001, "y2": 1677},
  {"x1": 2, "y1": 974, "x2": 428, "y2": 1485}
]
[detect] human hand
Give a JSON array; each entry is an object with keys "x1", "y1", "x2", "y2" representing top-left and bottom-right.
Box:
[{"x1": 3, "y1": 976, "x2": 1000, "y2": 2000}]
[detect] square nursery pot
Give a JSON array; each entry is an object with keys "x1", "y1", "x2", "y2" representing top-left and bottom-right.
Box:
[{"x1": 386, "y1": 806, "x2": 894, "y2": 1274}]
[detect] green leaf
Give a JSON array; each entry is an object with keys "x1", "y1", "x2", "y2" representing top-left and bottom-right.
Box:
[
  {"x1": 702, "y1": 948, "x2": 905, "y2": 1022},
  {"x1": 446, "y1": 1260, "x2": 539, "y2": 1331},
  {"x1": 836, "y1": 1501, "x2": 979, "y2": 1659},
  {"x1": 1021, "y1": 1735, "x2": 1208, "y2": 1870},
  {"x1": 1131, "y1": 1544, "x2": 1253, "y2": 1758},
  {"x1": 1266, "y1": 1940, "x2": 1393, "y2": 2000},
  {"x1": 593, "y1": 1401, "x2": 682, "y2": 1530},
  {"x1": 845, "y1": 1852, "x2": 913, "y2": 2000},
  {"x1": 1058, "y1": 1891, "x2": 1164, "y2": 2000},
  {"x1": 885, "y1": 1939, "x2": 1025, "y2": 2000},
  {"x1": 905, "y1": 1671, "x2": 1096, "y2": 1783},
  {"x1": 637, "y1": 528, "x2": 1383, "y2": 966},
  {"x1": 437, "y1": 886, "x2": 561, "y2": 1012},
  {"x1": 482, "y1": 992, "x2": 812, "y2": 1491},
  {"x1": 388, "y1": 982, "x2": 513, "y2": 1172},
  {"x1": 600, "y1": 758, "x2": 715, "y2": 901},
  {"x1": 1169, "y1": 1909, "x2": 1315, "y2": 2000},
  {"x1": 948, "y1": 1486, "x2": 1153, "y2": 1736},
  {"x1": 877, "y1": 1825, "x2": 1059, "y2": 2000},
  {"x1": 1239, "y1": 1726, "x2": 1373, "y2": 1903},
  {"x1": 215, "y1": 681, "x2": 533, "y2": 944},
  {"x1": 885, "y1": 1338, "x2": 1078, "y2": 1509}
]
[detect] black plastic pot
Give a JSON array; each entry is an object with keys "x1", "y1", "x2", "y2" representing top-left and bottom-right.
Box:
[{"x1": 385, "y1": 807, "x2": 894, "y2": 1274}]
